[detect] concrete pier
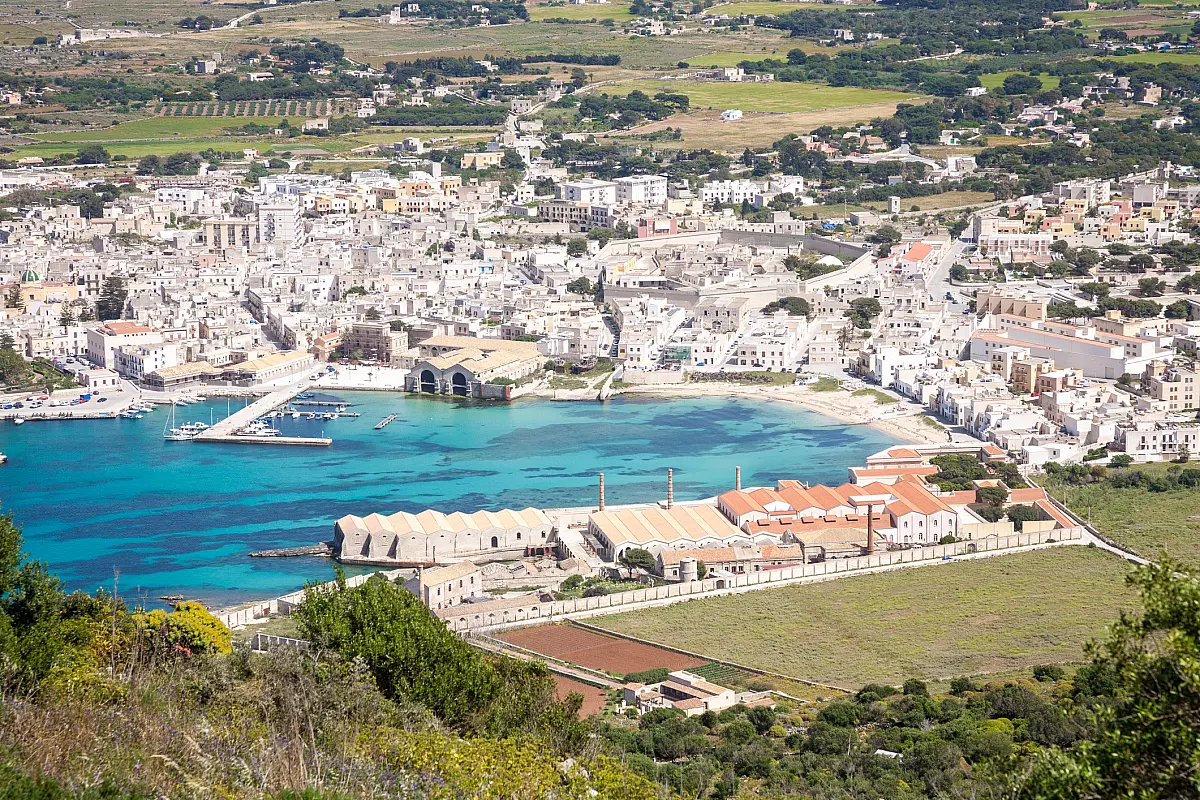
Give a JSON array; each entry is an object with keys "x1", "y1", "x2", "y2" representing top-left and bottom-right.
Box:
[{"x1": 193, "y1": 384, "x2": 332, "y2": 446}]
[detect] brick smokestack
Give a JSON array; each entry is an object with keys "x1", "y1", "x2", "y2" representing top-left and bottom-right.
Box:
[
  {"x1": 598, "y1": 472, "x2": 605, "y2": 511},
  {"x1": 667, "y1": 468, "x2": 674, "y2": 509},
  {"x1": 735, "y1": 465, "x2": 741, "y2": 491},
  {"x1": 866, "y1": 503, "x2": 875, "y2": 556}
]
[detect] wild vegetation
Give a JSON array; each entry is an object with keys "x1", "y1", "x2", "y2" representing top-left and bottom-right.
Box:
[{"x1": 0, "y1": 510, "x2": 659, "y2": 799}]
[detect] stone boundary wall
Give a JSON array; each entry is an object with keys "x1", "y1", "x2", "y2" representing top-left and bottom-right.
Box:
[
  {"x1": 437, "y1": 528, "x2": 1085, "y2": 633},
  {"x1": 217, "y1": 529, "x2": 1085, "y2": 633}
]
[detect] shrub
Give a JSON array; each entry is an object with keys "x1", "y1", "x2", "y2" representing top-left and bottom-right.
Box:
[
  {"x1": 949, "y1": 676, "x2": 977, "y2": 695},
  {"x1": 135, "y1": 601, "x2": 231, "y2": 656},
  {"x1": 624, "y1": 667, "x2": 669, "y2": 685},
  {"x1": 1032, "y1": 664, "x2": 1065, "y2": 682}
]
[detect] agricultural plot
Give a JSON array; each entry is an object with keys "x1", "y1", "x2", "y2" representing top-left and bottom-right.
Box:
[
  {"x1": 615, "y1": 101, "x2": 915, "y2": 150},
  {"x1": 862, "y1": 191, "x2": 996, "y2": 212},
  {"x1": 684, "y1": 50, "x2": 789, "y2": 67},
  {"x1": 1112, "y1": 51, "x2": 1200, "y2": 65},
  {"x1": 551, "y1": 675, "x2": 610, "y2": 716},
  {"x1": 31, "y1": 116, "x2": 291, "y2": 143},
  {"x1": 592, "y1": 547, "x2": 1136, "y2": 688},
  {"x1": 528, "y1": 1, "x2": 634, "y2": 21},
  {"x1": 979, "y1": 72, "x2": 1061, "y2": 91},
  {"x1": 1058, "y1": 8, "x2": 1190, "y2": 38},
  {"x1": 498, "y1": 624, "x2": 707, "y2": 675},
  {"x1": 703, "y1": 0, "x2": 850, "y2": 14},
  {"x1": 607, "y1": 79, "x2": 917, "y2": 113}
]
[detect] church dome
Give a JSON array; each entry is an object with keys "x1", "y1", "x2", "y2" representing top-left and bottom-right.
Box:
[{"x1": 18, "y1": 268, "x2": 39, "y2": 282}]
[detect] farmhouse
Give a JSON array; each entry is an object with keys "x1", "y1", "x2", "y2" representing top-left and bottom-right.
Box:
[
  {"x1": 623, "y1": 670, "x2": 739, "y2": 716},
  {"x1": 402, "y1": 561, "x2": 483, "y2": 610}
]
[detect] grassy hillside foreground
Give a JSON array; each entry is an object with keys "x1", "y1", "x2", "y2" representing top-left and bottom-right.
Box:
[{"x1": 593, "y1": 547, "x2": 1135, "y2": 687}]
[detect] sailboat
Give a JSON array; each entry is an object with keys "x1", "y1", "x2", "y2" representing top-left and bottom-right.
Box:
[{"x1": 162, "y1": 403, "x2": 193, "y2": 441}]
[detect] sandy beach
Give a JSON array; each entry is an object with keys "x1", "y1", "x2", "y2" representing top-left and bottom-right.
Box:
[{"x1": 618, "y1": 381, "x2": 951, "y2": 445}]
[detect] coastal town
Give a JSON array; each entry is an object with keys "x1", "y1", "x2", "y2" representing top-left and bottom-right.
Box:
[
  {"x1": 5, "y1": 0, "x2": 1200, "y2": 795},
  {"x1": 3, "y1": 150, "x2": 1200, "y2": 464}
]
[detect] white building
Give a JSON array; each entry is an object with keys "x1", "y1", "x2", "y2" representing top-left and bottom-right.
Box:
[
  {"x1": 560, "y1": 178, "x2": 617, "y2": 205},
  {"x1": 614, "y1": 175, "x2": 668, "y2": 207},
  {"x1": 258, "y1": 199, "x2": 303, "y2": 246},
  {"x1": 700, "y1": 179, "x2": 761, "y2": 205}
]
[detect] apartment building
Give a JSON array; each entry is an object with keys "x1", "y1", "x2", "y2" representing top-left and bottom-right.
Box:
[
  {"x1": 614, "y1": 175, "x2": 668, "y2": 206},
  {"x1": 560, "y1": 178, "x2": 617, "y2": 205}
]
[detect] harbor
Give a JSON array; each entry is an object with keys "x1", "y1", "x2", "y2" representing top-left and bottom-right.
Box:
[
  {"x1": 0, "y1": 392, "x2": 900, "y2": 606},
  {"x1": 191, "y1": 385, "x2": 333, "y2": 446}
]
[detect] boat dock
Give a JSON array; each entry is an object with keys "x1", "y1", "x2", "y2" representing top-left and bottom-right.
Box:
[
  {"x1": 292, "y1": 400, "x2": 353, "y2": 407},
  {"x1": 374, "y1": 413, "x2": 397, "y2": 430},
  {"x1": 193, "y1": 385, "x2": 332, "y2": 446}
]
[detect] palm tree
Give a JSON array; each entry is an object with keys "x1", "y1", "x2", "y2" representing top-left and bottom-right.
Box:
[{"x1": 837, "y1": 324, "x2": 855, "y2": 356}]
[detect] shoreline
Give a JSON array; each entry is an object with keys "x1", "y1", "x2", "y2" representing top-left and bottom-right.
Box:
[{"x1": 615, "y1": 381, "x2": 950, "y2": 446}]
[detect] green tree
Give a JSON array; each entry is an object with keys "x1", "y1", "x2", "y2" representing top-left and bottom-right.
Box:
[
  {"x1": 57, "y1": 304, "x2": 75, "y2": 328},
  {"x1": 846, "y1": 297, "x2": 882, "y2": 329},
  {"x1": 1005, "y1": 504, "x2": 1039, "y2": 531},
  {"x1": 762, "y1": 296, "x2": 810, "y2": 318},
  {"x1": 295, "y1": 573, "x2": 583, "y2": 744},
  {"x1": 1165, "y1": 300, "x2": 1190, "y2": 319},
  {"x1": 1020, "y1": 560, "x2": 1200, "y2": 800},
  {"x1": 365, "y1": 307, "x2": 381, "y2": 321},
  {"x1": 7, "y1": 284, "x2": 24, "y2": 311},
  {"x1": 977, "y1": 485, "x2": 1009, "y2": 507},
  {"x1": 566, "y1": 238, "x2": 588, "y2": 257},
  {"x1": 565, "y1": 277, "x2": 594, "y2": 296},
  {"x1": 1002, "y1": 73, "x2": 1042, "y2": 95},
  {"x1": 1137, "y1": 277, "x2": 1166, "y2": 297},
  {"x1": 96, "y1": 277, "x2": 127, "y2": 321},
  {"x1": 1077, "y1": 282, "x2": 1110, "y2": 301},
  {"x1": 75, "y1": 144, "x2": 111, "y2": 165},
  {"x1": 619, "y1": 547, "x2": 656, "y2": 577}
]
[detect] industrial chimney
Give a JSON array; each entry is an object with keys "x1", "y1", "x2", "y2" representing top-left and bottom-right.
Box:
[
  {"x1": 598, "y1": 472, "x2": 606, "y2": 511},
  {"x1": 735, "y1": 466, "x2": 741, "y2": 491},
  {"x1": 865, "y1": 502, "x2": 875, "y2": 556},
  {"x1": 667, "y1": 468, "x2": 674, "y2": 509}
]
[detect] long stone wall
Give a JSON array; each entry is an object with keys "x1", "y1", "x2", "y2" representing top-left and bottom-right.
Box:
[
  {"x1": 215, "y1": 529, "x2": 1085, "y2": 634},
  {"x1": 436, "y1": 528, "x2": 1085, "y2": 633}
]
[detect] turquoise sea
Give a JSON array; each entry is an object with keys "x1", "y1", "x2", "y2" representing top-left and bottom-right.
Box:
[{"x1": 0, "y1": 393, "x2": 898, "y2": 606}]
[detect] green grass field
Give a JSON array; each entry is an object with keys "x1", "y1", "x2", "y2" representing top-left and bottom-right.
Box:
[
  {"x1": 592, "y1": 547, "x2": 1135, "y2": 688},
  {"x1": 1043, "y1": 463, "x2": 1200, "y2": 562},
  {"x1": 862, "y1": 190, "x2": 996, "y2": 212},
  {"x1": 979, "y1": 72, "x2": 1061, "y2": 91},
  {"x1": 12, "y1": 116, "x2": 495, "y2": 159},
  {"x1": 30, "y1": 116, "x2": 292, "y2": 143},
  {"x1": 527, "y1": 0, "x2": 633, "y2": 21},
  {"x1": 1112, "y1": 51, "x2": 1200, "y2": 65},
  {"x1": 608, "y1": 79, "x2": 916, "y2": 113}
]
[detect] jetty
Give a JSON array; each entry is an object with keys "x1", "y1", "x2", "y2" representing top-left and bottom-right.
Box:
[
  {"x1": 249, "y1": 542, "x2": 334, "y2": 558},
  {"x1": 292, "y1": 400, "x2": 353, "y2": 408},
  {"x1": 374, "y1": 413, "x2": 397, "y2": 430},
  {"x1": 193, "y1": 385, "x2": 332, "y2": 446}
]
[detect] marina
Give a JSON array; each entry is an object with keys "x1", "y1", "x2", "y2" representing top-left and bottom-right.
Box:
[
  {"x1": 374, "y1": 413, "x2": 398, "y2": 430},
  {"x1": 192, "y1": 385, "x2": 333, "y2": 446}
]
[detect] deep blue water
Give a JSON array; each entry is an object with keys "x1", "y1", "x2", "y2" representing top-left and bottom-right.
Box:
[{"x1": 0, "y1": 393, "x2": 897, "y2": 606}]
